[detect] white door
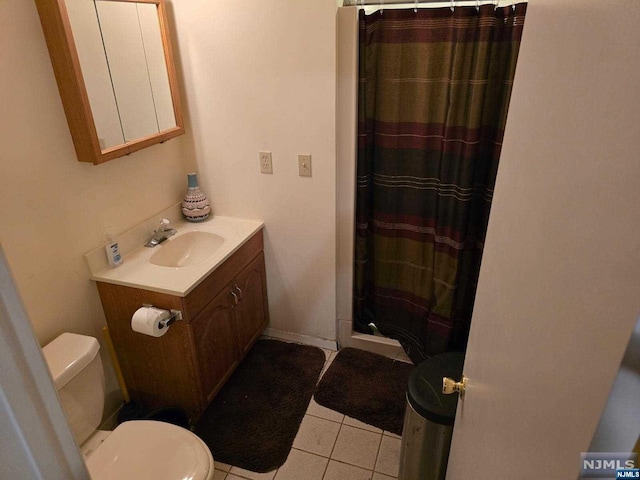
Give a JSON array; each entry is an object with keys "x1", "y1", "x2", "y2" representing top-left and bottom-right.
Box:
[{"x1": 445, "y1": 1, "x2": 640, "y2": 479}]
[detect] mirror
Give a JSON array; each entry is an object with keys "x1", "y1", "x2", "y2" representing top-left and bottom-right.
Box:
[{"x1": 35, "y1": 0, "x2": 184, "y2": 164}]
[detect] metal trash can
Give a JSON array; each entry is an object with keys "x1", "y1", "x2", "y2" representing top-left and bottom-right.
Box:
[{"x1": 398, "y1": 352, "x2": 465, "y2": 480}]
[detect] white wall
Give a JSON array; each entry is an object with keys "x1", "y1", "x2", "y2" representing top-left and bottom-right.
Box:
[
  {"x1": 0, "y1": 0, "x2": 193, "y2": 415},
  {"x1": 335, "y1": 7, "x2": 357, "y2": 328},
  {"x1": 172, "y1": 0, "x2": 338, "y2": 342}
]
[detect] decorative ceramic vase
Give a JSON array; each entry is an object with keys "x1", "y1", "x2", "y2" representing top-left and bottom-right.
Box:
[{"x1": 182, "y1": 173, "x2": 211, "y2": 222}]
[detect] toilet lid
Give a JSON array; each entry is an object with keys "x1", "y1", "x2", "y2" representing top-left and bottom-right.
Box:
[{"x1": 86, "y1": 420, "x2": 213, "y2": 480}]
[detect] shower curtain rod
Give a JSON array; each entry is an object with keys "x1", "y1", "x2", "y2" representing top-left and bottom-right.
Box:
[{"x1": 342, "y1": 0, "x2": 522, "y2": 6}]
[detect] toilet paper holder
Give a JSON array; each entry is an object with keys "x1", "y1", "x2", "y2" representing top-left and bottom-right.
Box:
[{"x1": 141, "y1": 304, "x2": 183, "y2": 330}]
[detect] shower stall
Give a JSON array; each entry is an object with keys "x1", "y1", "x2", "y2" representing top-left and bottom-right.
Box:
[{"x1": 336, "y1": 0, "x2": 526, "y2": 362}]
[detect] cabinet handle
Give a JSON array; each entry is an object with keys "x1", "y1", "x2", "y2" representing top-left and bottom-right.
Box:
[
  {"x1": 234, "y1": 285, "x2": 244, "y2": 301},
  {"x1": 230, "y1": 290, "x2": 239, "y2": 306}
]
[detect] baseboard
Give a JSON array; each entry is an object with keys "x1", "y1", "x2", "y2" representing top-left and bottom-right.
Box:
[{"x1": 263, "y1": 327, "x2": 337, "y2": 351}]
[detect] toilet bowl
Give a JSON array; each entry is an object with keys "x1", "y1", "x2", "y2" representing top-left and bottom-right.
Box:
[{"x1": 42, "y1": 332, "x2": 214, "y2": 480}]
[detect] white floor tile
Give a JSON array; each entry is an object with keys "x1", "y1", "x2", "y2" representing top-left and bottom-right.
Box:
[
  {"x1": 293, "y1": 415, "x2": 341, "y2": 457},
  {"x1": 274, "y1": 448, "x2": 328, "y2": 480},
  {"x1": 383, "y1": 431, "x2": 401, "y2": 439},
  {"x1": 306, "y1": 398, "x2": 345, "y2": 423},
  {"x1": 215, "y1": 462, "x2": 232, "y2": 472},
  {"x1": 228, "y1": 466, "x2": 277, "y2": 480},
  {"x1": 372, "y1": 472, "x2": 396, "y2": 480},
  {"x1": 343, "y1": 415, "x2": 383, "y2": 434},
  {"x1": 213, "y1": 470, "x2": 228, "y2": 480},
  {"x1": 330, "y1": 425, "x2": 382, "y2": 470},
  {"x1": 374, "y1": 435, "x2": 401, "y2": 477},
  {"x1": 323, "y1": 460, "x2": 373, "y2": 480}
]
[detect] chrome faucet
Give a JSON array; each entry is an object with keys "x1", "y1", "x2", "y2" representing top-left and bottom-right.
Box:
[{"x1": 145, "y1": 218, "x2": 177, "y2": 247}]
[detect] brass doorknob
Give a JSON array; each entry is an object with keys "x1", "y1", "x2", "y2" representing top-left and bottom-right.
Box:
[{"x1": 443, "y1": 375, "x2": 467, "y2": 397}]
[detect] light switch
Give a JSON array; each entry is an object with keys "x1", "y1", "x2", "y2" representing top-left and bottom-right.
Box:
[{"x1": 298, "y1": 154, "x2": 312, "y2": 177}]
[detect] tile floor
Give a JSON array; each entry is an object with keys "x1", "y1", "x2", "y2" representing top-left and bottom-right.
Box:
[{"x1": 210, "y1": 346, "x2": 406, "y2": 480}]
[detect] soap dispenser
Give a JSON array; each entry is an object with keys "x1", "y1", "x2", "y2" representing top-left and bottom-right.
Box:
[{"x1": 104, "y1": 233, "x2": 123, "y2": 268}]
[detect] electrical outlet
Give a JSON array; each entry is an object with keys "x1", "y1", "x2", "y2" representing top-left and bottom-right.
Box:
[
  {"x1": 298, "y1": 154, "x2": 312, "y2": 177},
  {"x1": 259, "y1": 151, "x2": 273, "y2": 174}
]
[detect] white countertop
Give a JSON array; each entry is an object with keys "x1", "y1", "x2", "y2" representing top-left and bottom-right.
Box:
[{"x1": 88, "y1": 215, "x2": 264, "y2": 297}]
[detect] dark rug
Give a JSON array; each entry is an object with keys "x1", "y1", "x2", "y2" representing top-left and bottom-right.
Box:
[
  {"x1": 194, "y1": 339, "x2": 325, "y2": 473},
  {"x1": 314, "y1": 347, "x2": 414, "y2": 436}
]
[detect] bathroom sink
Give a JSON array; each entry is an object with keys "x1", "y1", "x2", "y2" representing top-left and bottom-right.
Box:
[
  {"x1": 87, "y1": 209, "x2": 264, "y2": 296},
  {"x1": 149, "y1": 231, "x2": 225, "y2": 268}
]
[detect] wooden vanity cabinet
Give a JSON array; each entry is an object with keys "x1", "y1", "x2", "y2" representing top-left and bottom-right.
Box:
[{"x1": 96, "y1": 230, "x2": 268, "y2": 422}]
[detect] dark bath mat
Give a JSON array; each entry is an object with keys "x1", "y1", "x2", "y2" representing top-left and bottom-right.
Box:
[
  {"x1": 314, "y1": 347, "x2": 414, "y2": 436},
  {"x1": 194, "y1": 339, "x2": 326, "y2": 473}
]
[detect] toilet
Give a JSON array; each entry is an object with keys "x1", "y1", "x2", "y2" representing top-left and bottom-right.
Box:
[{"x1": 42, "y1": 332, "x2": 215, "y2": 480}]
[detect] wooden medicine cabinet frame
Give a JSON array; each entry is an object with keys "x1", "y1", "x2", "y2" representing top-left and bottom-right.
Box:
[{"x1": 35, "y1": 0, "x2": 184, "y2": 165}]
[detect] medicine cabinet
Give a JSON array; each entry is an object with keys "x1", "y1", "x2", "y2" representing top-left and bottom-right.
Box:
[{"x1": 35, "y1": 0, "x2": 184, "y2": 165}]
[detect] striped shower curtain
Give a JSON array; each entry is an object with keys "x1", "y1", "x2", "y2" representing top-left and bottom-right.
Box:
[{"x1": 354, "y1": 3, "x2": 527, "y2": 362}]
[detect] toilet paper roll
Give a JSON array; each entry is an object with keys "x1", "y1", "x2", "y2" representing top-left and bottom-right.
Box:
[{"x1": 131, "y1": 307, "x2": 171, "y2": 337}]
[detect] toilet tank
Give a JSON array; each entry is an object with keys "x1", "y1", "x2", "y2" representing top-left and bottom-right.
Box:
[{"x1": 42, "y1": 333, "x2": 105, "y2": 445}]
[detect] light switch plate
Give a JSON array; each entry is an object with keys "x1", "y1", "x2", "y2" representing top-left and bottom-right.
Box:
[
  {"x1": 259, "y1": 151, "x2": 273, "y2": 174},
  {"x1": 298, "y1": 154, "x2": 312, "y2": 177}
]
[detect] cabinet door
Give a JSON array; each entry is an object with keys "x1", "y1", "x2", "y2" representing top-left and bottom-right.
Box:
[
  {"x1": 233, "y1": 252, "x2": 269, "y2": 356},
  {"x1": 191, "y1": 286, "x2": 239, "y2": 405}
]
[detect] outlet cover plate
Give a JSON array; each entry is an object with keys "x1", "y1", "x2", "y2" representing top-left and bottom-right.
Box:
[
  {"x1": 259, "y1": 151, "x2": 273, "y2": 174},
  {"x1": 298, "y1": 154, "x2": 312, "y2": 177}
]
